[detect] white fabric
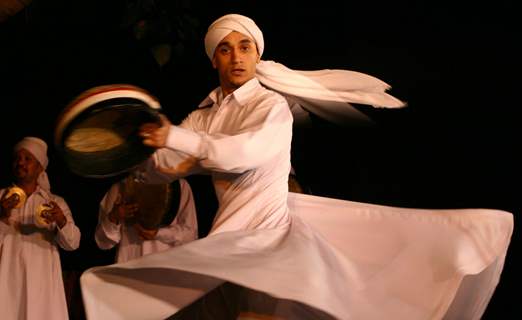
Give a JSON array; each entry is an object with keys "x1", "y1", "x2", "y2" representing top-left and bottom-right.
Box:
[
  {"x1": 203, "y1": 13, "x2": 405, "y2": 125},
  {"x1": 14, "y1": 136, "x2": 51, "y2": 191},
  {"x1": 95, "y1": 178, "x2": 198, "y2": 263},
  {"x1": 80, "y1": 194, "x2": 513, "y2": 320},
  {"x1": 205, "y1": 14, "x2": 264, "y2": 59},
  {"x1": 35, "y1": 171, "x2": 51, "y2": 192},
  {"x1": 0, "y1": 186, "x2": 81, "y2": 320},
  {"x1": 80, "y1": 78, "x2": 513, "y2": 319},
  {"x1": 14, "y1": 136, "x2": 48, "y2": 169},
  {"x1": 256, "y1": 60, "x2": 404, "y2": 123},
  {"x1": 154, "y1": 78, "x2": 292, "y2": 232}
]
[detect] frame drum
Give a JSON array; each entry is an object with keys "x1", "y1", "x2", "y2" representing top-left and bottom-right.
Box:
[
  {"x1": 121, "y1": 176, "x2": 181, "y2": 229},
  {"x1": 55, "y1": 84, "x2": 162, "y2": 178}
]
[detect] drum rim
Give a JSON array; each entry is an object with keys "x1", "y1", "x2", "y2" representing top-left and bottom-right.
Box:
[{"x1": 54, "y1": 84, "x2": 161, "y2": 148}]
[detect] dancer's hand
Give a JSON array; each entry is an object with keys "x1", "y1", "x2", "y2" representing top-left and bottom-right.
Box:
[{"x1": 140, "y1": 114, "x2": 171, "y2": 148}]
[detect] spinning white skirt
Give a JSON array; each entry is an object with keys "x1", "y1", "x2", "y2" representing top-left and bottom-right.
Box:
[{"x1": 80, "y1": 193, "x2": 513, "y2": 320}]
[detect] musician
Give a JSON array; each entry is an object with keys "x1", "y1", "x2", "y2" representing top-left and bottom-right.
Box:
[
  {"x1": 95, "y1": 174, "x2": 198, "y2": 263},
  {"x1": 0, "y1": 136, "x2": 81, "y2": 320}
]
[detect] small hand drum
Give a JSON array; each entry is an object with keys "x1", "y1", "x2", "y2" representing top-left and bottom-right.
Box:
[
  {"x1": 35, "y1": 203, "x2": 52, "y2": 228},
  {"x1": 5, "y1": 186, "x2": 27, "y2": 209},
  {"x1": 121, "y1": 176, "x2": 181, "y2": 230},
  {"x1": 55, "y1": 84, "x2": 162, "y2": 178}
]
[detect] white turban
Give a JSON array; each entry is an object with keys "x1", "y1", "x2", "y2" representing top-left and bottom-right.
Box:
[
  {"x1": 14, "y1": 136, "x2": 51, "y2": 192},
  {"x1": 205, "y1": 14, "x2": 264, "y2": 60},
  {"x1": 204, "y1": 14, "x2": 405, "y2": 125}
]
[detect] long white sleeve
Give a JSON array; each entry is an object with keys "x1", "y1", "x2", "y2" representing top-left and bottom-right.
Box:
[
  {"x1": 95, "y1": 183, "x2": 122, "y2": 250},
  {"x1": 162, "y1": 94, "x2": 292, "y2": 174},
  {"x1": 54, "y1": 196, "x2": 81, "y2": 251}
]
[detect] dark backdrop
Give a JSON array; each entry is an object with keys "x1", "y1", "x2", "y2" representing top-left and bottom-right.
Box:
[{"x1": 0, "y1": 0, "x2": 519, "y2": 319}]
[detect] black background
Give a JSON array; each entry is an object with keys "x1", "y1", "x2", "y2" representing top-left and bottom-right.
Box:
[{"x1": 0, "y1": 0, "x2": 519, "y2": 318}]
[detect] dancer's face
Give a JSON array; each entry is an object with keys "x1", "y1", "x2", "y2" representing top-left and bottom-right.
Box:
[{"x1": 212, "y1": 31, "x2": 260, "y2": 96}]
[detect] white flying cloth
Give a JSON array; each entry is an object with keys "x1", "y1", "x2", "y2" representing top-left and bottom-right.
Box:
[
  {"x1": 14, "y1": 136, "x2": 51, "y2": 192},
  {"x1": 204, "y1": 13, "x2": 406, "y2": 124}
]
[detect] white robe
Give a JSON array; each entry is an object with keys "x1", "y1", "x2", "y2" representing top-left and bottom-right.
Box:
[
  {"x1": 0, "y1": 186, "x2": 81, "y2": 320},
  {"x1": 80, "y1": 78, "x2": 513, "y2": 319},
  {"x1": 95, "y1": 178, "x2": 198, "y2": 263}
]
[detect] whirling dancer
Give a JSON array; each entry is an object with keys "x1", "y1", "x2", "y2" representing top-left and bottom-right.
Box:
[{"x1": 80, "y1": 14, "x2": 512, "y2": 320}]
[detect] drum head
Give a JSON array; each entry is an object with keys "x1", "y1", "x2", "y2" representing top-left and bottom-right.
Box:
[
  {"x1": 122, "y1": 177, "x2": 181, "y2": 229},
  {"x1": 55, "y1": 84, "x2": 162, "y2": 178}
]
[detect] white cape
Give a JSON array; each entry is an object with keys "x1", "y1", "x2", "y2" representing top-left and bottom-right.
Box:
[{"x1": 80, "y1": 193, "x2": 513, "y2": 320}]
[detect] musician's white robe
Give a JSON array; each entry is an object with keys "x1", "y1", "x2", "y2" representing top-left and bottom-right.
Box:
[{"x1": 0, "y1": 186, "x2": 81, "y2": 320}]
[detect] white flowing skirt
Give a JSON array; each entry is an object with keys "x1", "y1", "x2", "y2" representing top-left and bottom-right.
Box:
[{"x1": 80, "y1": 193, "x2": 513, "y2": 320}]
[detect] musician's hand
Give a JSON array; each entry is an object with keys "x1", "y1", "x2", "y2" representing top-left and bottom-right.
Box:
[
  {"x1": 134, "y1": 223, "x2": 158, "y2": 240},
  {"x1": 108, "y1": 195, "x2": 139, "y2": 225},
  {"x1": 0, "y1": 191, "x2": 19, "y2": 220},
  {"x1": 41, "y1": 201, "x2": 67, "y2": 228},
  {"x1": 140, "y1": 114, "x2": 171, "y2": 148}
]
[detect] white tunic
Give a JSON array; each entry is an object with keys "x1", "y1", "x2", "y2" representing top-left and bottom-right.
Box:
[
  {"x1": 151, "y1": 78, "x2": 293, "y2": 234},
  {"x1": 80, "y1": 78, "x2": 513, "y2": 320},
  {"x1": 95, "y1": 178, "x2": 198, "y2": 263},
  {"x1": 0, "y1": 186, "x2": 81, "y2": 320}
]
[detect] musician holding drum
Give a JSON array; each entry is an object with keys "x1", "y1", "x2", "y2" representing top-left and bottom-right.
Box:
[
  {"x1": 0, "y1": 136, "x2": 81, "y2": 320},
  {"x1": 94, "y1": 173, "x2": 198, "y2": 263}
]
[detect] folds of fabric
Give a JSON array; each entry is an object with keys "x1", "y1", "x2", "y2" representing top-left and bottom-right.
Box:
[
  {"x1": 203, "y1": 14, "x2": 405, "y2": 125},
  {"x1": 256, "y1": 60, "x2": 405, "y2": 124},
  {"x1": 80, "y1": 193, "x2": 512, "y2": 320}
]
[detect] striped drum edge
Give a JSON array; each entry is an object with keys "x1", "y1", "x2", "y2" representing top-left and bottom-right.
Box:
[{"x1": 54, "y1": 84, "x2": 162, "y2": 178}]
